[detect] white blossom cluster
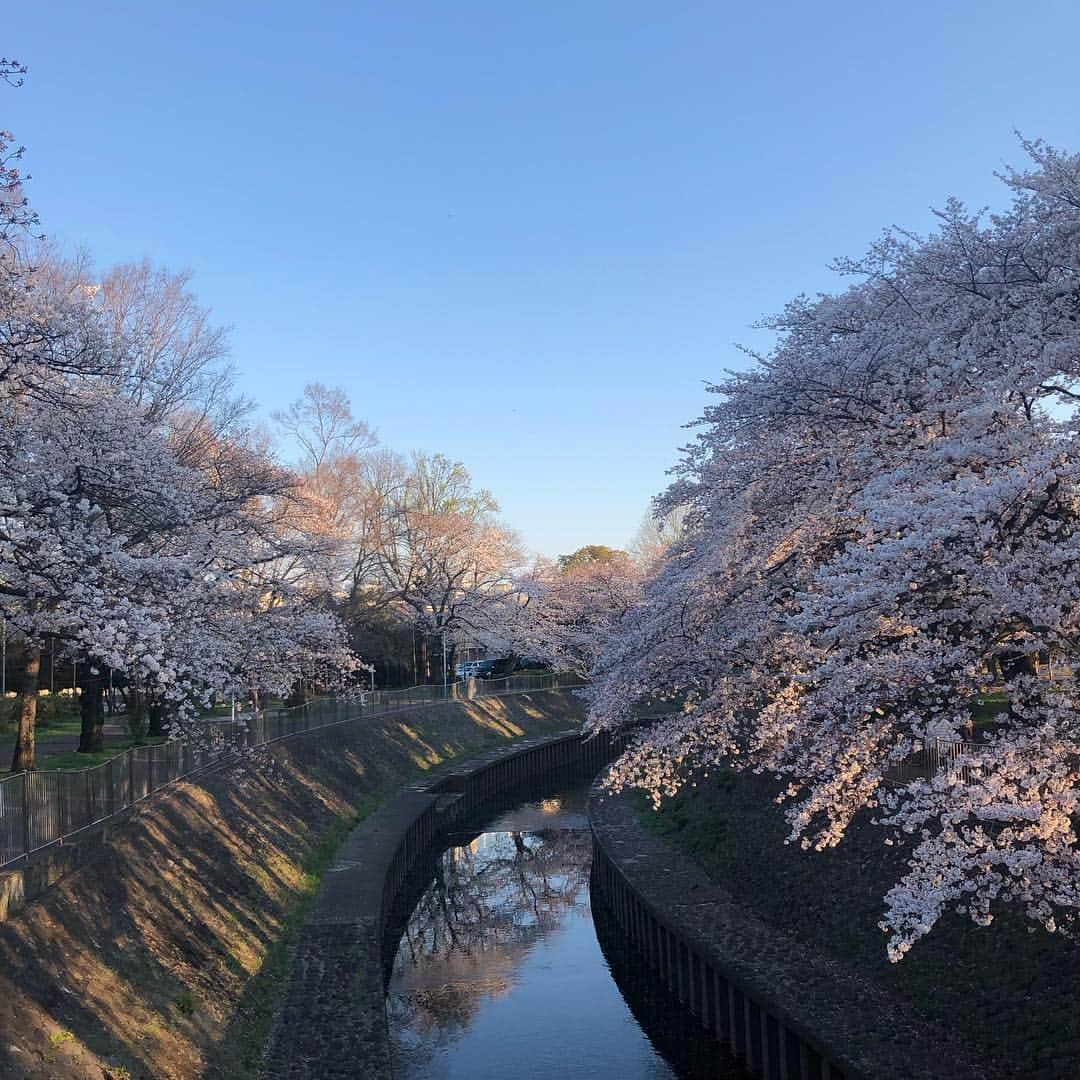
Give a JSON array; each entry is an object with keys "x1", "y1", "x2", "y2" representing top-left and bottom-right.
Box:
[
  {"x1": 587, "y1": 139, "x2": 1080, "y2": 960},
  {"x1": 485, "y1": 553, "x2": 645, "y2": 675},
  {"x1": 0, "y1": 131, "x2": 357, "y2": 736}
]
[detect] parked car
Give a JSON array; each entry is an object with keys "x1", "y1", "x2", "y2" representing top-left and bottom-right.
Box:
[{"x1": 455, "y1": 658, "x2": 499, "y2": 679}]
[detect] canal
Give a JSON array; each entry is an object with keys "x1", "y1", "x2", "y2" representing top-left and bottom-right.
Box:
[{"x1": 384, "y1": 778, "x2": 748, "y2": 1079}]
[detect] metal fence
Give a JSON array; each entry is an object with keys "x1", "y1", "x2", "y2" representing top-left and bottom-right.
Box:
[
  {"x1": 885, "y1": 736, "x2": 986, "y2": 787},
  {"x1": 0, "y1": 671, "x2": 583, "y2": 870}
]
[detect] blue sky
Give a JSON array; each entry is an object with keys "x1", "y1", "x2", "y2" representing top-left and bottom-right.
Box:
[{"x1": 6, "y1": 2, "x2": 1080, "y2": 557}]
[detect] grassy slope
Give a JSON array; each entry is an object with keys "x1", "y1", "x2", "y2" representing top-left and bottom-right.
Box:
[{"x1": 0, "y1": 690, "x2": 584, "y2": 1080}]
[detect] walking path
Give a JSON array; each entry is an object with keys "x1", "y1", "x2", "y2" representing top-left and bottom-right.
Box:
[{"x1": 0, "y1": 721, "x2": 128, "y2": 761}]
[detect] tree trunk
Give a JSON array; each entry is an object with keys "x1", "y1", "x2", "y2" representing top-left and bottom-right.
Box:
[
  {"x1": 418, "y1": 634, "x2": 430, "y2": 684},
  {"x1": 10, "y1": 644, "x2": 41, "y2": 772},
  {"x1": 77, "y1": 670, "x2": 106, "y2": 753},
  {"x1": 147, "y1": 693, "x2": 166, "y2": 738},
  {"x1": 127, "y1": 677, "x2": 148, "y2": 745},
  {"x1": 447, "y1": 643, "x2": 458, "y2": 684}
]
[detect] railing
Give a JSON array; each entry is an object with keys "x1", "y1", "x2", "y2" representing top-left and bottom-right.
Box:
[
  {"x1": 885, "y1": 736, "x2": 986, "y2": 787},
  {"x1": 0, "y1": 671, "x2": 583, "y2": 870}
]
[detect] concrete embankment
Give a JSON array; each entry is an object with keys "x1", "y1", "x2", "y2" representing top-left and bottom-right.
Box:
[
  {"x1": 0, "y1": 690, "x2": 584, "y2": 1080},
  {"x1": 614, "y1": 766, "x2": 1079, "y2": 1080},
  {"x1": 589, "y1": 783, "x2": 989, "y2": 1080},
  {"x1": 260, "y1": 726, "x2": 629, "y2": 1080}
]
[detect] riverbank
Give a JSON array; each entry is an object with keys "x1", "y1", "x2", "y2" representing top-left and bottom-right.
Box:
[
  {"x1": 631, "y1": 768, "x2": 1080, "y2": 1080},
  {"x1": 261, "y1": 724, "x2": 631, "y2": 1079},
  {"x1": 0, "y1": 690, "x2": 584, "y2": 1080}
]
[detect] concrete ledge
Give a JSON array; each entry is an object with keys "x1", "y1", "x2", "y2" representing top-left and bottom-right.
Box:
[
  {"x1": 259, "y1": 788, "x2": 442, "y2": 1080},
  {"x1": 589, "y1": 783, "x2": 986, "y2": 1080}
]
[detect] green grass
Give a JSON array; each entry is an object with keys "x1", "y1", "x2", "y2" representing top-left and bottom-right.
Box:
[
  {"x1": 200, "y1": 704, "x2": 234, "y2": 717},
  {"x1": 172, "y1": 991, "x2": 197, "y2": 1017},
  {"x1": 0, "y1": 695, "x2": 287, "y2": 745},
  {"x1": 970, "y1": 691, "x2": 1008, "y2": 730},
  {"x1": 633, "y1": 769, "x2": 737, "y2": 875},
  {"x1": 197, "y1": 698, "x2": 286, "y2": 719},
  {"x1": 0, "y1": 737, "x2": 168, "y2": 777},
  {"x1": 0, "y1": 695, "x2": 82, "y2": 745}
]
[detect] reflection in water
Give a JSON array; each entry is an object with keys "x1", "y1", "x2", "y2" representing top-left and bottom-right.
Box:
[
  {"x1": 386, "y1": 786, "x2": 742, "y2": 1079},
  {"x1": 592, "y1": 889, "x2": 750, "y2": 1079},
  {"x1": 390, "y1": 827, "x2": 593, "y2": 1047}
]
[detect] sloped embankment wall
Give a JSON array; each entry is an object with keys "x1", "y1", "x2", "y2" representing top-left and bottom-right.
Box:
[
  {"x1": 589, "y1": 783, "x2": 990, "y2": 1080},
  {"x1": 0, "y1": 690, "x2": 584, "y2": 1080},
  {"x1": 261, "y1": 726, "x2": 628, "y2": 1080}
]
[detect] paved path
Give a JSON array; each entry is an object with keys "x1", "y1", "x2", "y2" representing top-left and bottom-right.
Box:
[{"x1": 0, "y1": 722, "x2": 128, "y2": 760}]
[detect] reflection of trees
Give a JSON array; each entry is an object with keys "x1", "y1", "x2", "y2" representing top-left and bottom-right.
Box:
[{"x1": 387, "y1": 827, "x2": 592, "y2": 1044}]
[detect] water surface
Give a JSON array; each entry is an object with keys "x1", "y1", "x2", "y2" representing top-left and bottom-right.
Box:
[{"x1": 386, "y1": 783, "x2": 745, "y2": 1079}]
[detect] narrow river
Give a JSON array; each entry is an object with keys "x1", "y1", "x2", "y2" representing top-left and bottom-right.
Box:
[{"x1": 385, "y1": 779, "x2": 748, "y2": 1079}]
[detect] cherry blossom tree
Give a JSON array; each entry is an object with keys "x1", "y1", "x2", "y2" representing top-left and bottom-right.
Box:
[
  {"x1": 0, "y1": 57, "x2": 36, "y2": 268},
  {"x1": 490, "y1": 548, "x2": 645, "y2": 676},
  {"x1": 0, "y1": 356, "x2": 358, "y2": 767},
  {"x1": 590, "y1": 138, "x2": 1080, "y2": 960},
  {"x1": 0, "y1": 116, "x2": 358, "y2": 766}
]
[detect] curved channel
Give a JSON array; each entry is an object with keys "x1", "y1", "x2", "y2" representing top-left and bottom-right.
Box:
[{"x1": 384, "y1": 778, "x2": 749, "y2": 1079}]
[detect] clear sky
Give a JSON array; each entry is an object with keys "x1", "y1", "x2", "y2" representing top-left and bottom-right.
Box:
[{"x1": 6, "y1": 2, "x2": 1080, "y2": 557}]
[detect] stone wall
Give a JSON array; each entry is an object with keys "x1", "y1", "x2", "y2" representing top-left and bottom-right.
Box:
[{"x1": 589, "y1": 782, "x2": 988, "y2": 1080}]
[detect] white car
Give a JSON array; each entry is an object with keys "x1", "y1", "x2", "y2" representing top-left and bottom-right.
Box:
[{"x1": 455, "y1": 659, "x2": 498, "y2": 679}]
